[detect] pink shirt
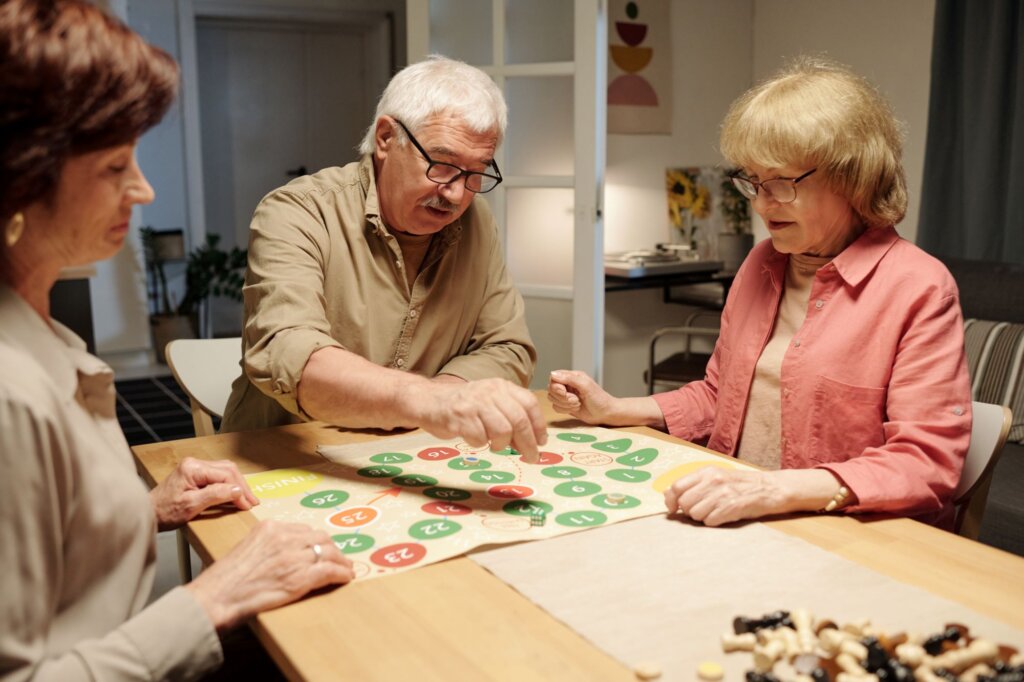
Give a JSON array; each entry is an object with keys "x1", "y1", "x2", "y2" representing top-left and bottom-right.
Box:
[{"x1": 652, "y1": 227, "x2": 971, "y2": 519}]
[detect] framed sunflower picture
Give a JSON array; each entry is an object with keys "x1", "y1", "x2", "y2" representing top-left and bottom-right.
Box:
[{"x1": 666, "y1": 166, "x2": 753, "y2": 270}]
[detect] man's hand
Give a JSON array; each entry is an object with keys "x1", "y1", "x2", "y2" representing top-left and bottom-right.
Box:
[
  {"x1": 412, "y1": 378, "x2": 547, "y2": 462},
  {"x1": 150, "y1": 457, "x2": 260, "y2": 532}
]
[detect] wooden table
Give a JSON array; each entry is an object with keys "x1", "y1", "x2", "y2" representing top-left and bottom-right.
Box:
[{"x1": 133, "y1": 399, "x2": 1024, "y2": 681}]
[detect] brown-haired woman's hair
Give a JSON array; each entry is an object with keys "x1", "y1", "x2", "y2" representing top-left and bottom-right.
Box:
[{"x1": 0, "y1": 0, "x2": 179, "y2": 225}]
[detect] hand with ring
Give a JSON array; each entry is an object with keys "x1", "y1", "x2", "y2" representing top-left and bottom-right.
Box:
[{"x1": 185, "y1": 521, "x2": 354, "y2": 633}]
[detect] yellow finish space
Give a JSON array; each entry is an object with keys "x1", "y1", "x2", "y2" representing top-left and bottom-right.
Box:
[
  {"x1": 652, "y1": 460, "x2": 740, "y2": 493},
  {"x1": 248, "y1": 468, "x2": 324, "y2": 499}
]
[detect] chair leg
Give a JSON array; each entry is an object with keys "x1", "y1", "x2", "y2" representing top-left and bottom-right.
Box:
[{"x1": 177, "y1": 528, "x2": 193, "y2": 583}]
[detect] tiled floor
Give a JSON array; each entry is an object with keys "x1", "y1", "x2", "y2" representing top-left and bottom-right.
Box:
[{"x1": 116, "y1": 376, "x2": 220, "y2": 446}]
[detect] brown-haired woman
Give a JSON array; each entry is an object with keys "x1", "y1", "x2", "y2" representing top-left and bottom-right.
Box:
[{"x1": 0, "y1": 1, "x2": 353, "y2": 679}]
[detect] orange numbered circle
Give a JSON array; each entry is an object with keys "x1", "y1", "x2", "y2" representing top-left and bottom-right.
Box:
[
  {"x1": 417, "y1": 446, "x2": 460, "y2": 461},
  {"x1": 522, "y1": 451, "x2": 563, "y2": 465},
  {"x1": 421, "y1": 501, "x2": 473, "y2": 516},
  {"x1": 486, "y1": 484, "x2": 535, "y2": 499},
  {"x1": 370, "y1": 542, "x2": 427, "y2": 569},
  {"x1": 328, "y1": 506, "x2": 379, "y2": 529}
]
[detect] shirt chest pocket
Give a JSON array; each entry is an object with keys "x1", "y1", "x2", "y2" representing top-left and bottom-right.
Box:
[{"x1": 808, "y1": 375, "x2": 887, "y2": 463}]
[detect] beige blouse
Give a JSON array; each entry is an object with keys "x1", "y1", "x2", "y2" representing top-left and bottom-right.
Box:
[
  {"x1": 737, "y1": 253, "x2": 832, "y2": 469},
  {"x1": 0, "y1": 286, "x2": 221, "y2": 681}
]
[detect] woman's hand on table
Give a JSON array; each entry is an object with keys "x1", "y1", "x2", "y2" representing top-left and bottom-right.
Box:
[
  {"x1": 664, "y1": 467, "x2": 846, "y2": 526},
  {"x1": 547, "y1": 370, "x2": 666, "y2": 429},
  {"x1": 185, "y1": 520, "x2": 354, "y2": 633},
  {"x1": 150, "y1": 457, "x2": 260, "y2": 532}
]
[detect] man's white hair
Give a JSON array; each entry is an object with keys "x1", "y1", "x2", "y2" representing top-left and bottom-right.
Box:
[{"x1": 358, "y1": 55, "x2": 507, "y2": 155}]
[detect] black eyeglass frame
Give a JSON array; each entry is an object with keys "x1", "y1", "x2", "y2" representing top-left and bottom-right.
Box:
[
  {"x1": 394, "y1": 119, "x2": 503, "y2": 194},
  {"x1": 728, "y1": 167, "x2": 817, "y2": 204}
]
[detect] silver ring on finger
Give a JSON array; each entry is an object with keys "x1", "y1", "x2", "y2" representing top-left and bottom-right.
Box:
[{"x1": 311, "y1": 543, "x2": 323, "y2": 563}]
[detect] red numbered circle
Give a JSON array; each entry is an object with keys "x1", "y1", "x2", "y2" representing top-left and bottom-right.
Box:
[
  {"x1": 522, "y1": 451, "x2": 562, "y2": 465},
  {"x1": 487, "y1": 484, "x2": 535, "y2": 499},
  {"x1": 417, "y1": 446, "x2": 460, "y2": 461},
  {"x1": 421, "y1": 501, "x2": 473, "y2": 516},
  {"x1": 370, "y1": 542, "x2": 427, "y2": 568}
]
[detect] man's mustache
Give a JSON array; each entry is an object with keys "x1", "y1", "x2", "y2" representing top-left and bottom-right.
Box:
[{"x1": 421, "y1": 196, "x2": 459, "y2": 212}]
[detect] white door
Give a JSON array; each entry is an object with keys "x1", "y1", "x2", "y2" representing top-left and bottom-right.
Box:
[
  {"x1": 407, "y1": 0, "x2": 607, "y2": 384},
  {"x1": 194, "y1": 18, "x2": 386, "y2": 335}
]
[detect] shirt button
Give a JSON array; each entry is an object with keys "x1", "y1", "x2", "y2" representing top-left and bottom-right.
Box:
[
  {"x1": 815, "y1": 299, "x2": 824, "y2": 309},
  {"x1": 793, "y1": 339, "x2": 801, "y2": 348},
  {"x1": 953, "y1": 406, "x2": 964, "y2": 416},
  {"x1": 409, "y1": 309, "x2": 418, "y2": 318},
  {"x1": 396, "y1": 260, "x2": 403, "y2": 268},
  {"x1": 783, "y1": 388, "x2": 791, "y2": 397},
  {"x1": 396, "y1": 358, "x2": 405, "y2": 367}
]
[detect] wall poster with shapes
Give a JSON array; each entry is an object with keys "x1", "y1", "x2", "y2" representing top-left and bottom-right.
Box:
[{"x1": 608, "y1": 0, "x2": 672, "y2": 134}]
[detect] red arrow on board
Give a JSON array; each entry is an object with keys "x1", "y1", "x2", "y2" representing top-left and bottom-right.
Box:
[{"x1": 367, "y1": 487, "x2": 402, "y2": 505}]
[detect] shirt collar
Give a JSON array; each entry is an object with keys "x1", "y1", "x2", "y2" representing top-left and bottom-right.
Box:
[
  {"x1": 761, "y1": 226, "x2": 900, "y2": 289},
  {"x1": 0, "y1": 285, "x2": 115, "y2": 410}
]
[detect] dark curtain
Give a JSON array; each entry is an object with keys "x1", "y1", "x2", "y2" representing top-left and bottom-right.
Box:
[{"x1": 918, "y1": 0, "x2": 1024, "y2": 263}]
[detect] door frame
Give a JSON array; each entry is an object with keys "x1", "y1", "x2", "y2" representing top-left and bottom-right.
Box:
[{"x1": 175, "y1": 0, "x2": 405, "y2": 251}]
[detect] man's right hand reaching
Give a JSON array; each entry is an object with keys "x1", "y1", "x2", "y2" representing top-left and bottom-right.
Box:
[{"x1": 411, "y1": 378, "x2": 547, "y2": 462}]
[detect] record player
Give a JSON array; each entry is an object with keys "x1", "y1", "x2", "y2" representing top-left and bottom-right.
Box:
[{"x1": 604, "y1": 246, "x2": 723, "y2": 278}]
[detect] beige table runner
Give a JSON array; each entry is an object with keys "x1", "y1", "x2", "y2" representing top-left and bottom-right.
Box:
[{"x1": 471, "y1": 515, "x2": 1024, "y2": 681}]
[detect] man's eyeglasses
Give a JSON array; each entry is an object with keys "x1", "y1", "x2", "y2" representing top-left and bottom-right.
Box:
[
  {"x1": 728, "y1": 168, "x2": 817, "y2": 204},
  {"x1": 395, "y1": 119, "x2": 502, "y2": 194}
]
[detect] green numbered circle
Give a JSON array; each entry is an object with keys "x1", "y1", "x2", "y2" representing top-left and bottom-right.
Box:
[
  {"x1": 605, "y1": 469, "x2": 652, "y2": 483},
  {"x1": 300, "y1": 489, "x2": 350, "y2": 508},
  {"x1": 556, "y1": 432, "x2": 597, "y2": 443},
  {"x1": 491, "y1": 446, "x2": 519, "y2": 456},
  {"x1": 357, "y1": 465, "x2": 402, "y2": 478},
  {"x1": 503, "y1": 499, "x2": 554, "y2": 517},
  {"x1": 408, "y1": 519, "x2": 462, "y2": 540},
  {"x1": 553, "y1": 481, "x2": 603, "y2": 497},
  {"x1": 542, "y1": 466, "x2": 587, "y2": 479},
  {"x1": 331, "y1": 533, "x2": 375, "y2": 554},
  {"x1": 423, "y1": 487, "x2": 472, "y2": 501},
  {"x1": 555, "y1": 510, "x2": 607, "y2": 527},
  {"x1": 449, "y1": 457, "x2": 492, "y2": 471},
  {"x1": 593, "y1": 438, "x2": 633, "y2": 453},
  {"x1": 469, "y1": 470, "x2": 516, "y2": 484},
  {"x1": 392, "y1": 474, "x2": 438, "y2": 487},
  {"x1": 370, "y1": 452, "x2": 413, "y2": 464},
  {"x1": 593, "y1": 493, "x2": 641, "y2": 509},
  {"x1": 615, "y1": 448, "x2": 659, "y2": 467}
]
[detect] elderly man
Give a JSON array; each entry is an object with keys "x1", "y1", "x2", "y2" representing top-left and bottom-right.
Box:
[{"x1": 221, "y1": 56, "x2": 545, "y2": 459}]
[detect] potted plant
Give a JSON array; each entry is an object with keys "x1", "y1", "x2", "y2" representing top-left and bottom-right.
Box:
[
  {"x1": 717, "y1": 169, "x2": 754, "y2": 273},
  {"x1": 177, "y1": 234, "x2": 247, "y2": 339},
  {"x1": 141, "y1": 227, "x2": 246, "y2": 363}
]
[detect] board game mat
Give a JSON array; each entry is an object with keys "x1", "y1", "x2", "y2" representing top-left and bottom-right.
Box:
[{"x1": 244, "y1": 426, "x2": 748, "y2": 581}]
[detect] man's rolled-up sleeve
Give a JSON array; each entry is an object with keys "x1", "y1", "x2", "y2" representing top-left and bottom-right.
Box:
[{"x1": 241, "y1": 190, "x2": 344, "y2": 417}]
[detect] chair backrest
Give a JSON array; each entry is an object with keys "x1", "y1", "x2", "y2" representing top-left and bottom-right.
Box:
[
  {"x1": 953, "y1": 401, "x2": 1012, "y2": 538},
  {"x1": 165, "y1": 337, "x2": 241, "y2": 437}
]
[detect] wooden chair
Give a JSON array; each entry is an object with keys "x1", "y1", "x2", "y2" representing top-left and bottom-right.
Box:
[
  {"x1": 644, "y1": 310, "x2": 720, "y2": 395},
  {"x1": 164, "y1": 337, "x2": 242, "y2": 581},
  {"x1": 954, "y1": 401, "x2": 1013, "y2": 539}
]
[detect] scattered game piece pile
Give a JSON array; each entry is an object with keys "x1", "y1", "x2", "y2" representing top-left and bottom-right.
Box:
[{"x1": 718, "y1": 610, "x2": 1024, "y2": 682}]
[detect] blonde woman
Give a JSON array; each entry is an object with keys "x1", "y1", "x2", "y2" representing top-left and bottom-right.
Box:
[{"x1": 550, "y1": 58, "x2": 970, "y2": 529}]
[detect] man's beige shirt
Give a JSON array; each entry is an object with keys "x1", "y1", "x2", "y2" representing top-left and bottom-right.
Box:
[
  {"x1": 221, "y1": 155, "x2": 536, "y2": 432},
  {"x1": 0, "y1": 287, "x2": 221, "y2": 681}
]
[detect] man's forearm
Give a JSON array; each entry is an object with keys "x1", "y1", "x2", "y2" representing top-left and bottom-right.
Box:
[{"x1": 298, "y1": 346, "x2": 432, "y2": 429}]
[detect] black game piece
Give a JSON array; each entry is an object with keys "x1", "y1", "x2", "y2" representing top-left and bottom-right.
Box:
[
  {"x1": 923, "y1": 627, "x2": 961, "y2": 655},
  {"x1": 810, "y1": 668, "x2": 831, "y2": 682}
]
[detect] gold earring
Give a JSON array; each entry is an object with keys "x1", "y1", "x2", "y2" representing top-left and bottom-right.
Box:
[{"x1": 5, "y1": 212, "x2": 25, "y2": 248}]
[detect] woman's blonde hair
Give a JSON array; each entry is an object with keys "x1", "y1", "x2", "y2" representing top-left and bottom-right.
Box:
[{"x1": 720, "y1": 56, "x2": 907, "y2": 228}]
